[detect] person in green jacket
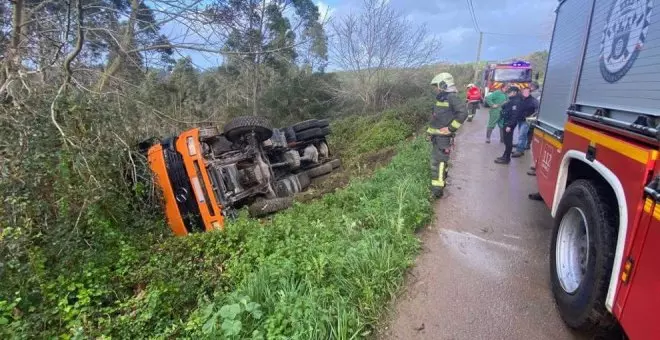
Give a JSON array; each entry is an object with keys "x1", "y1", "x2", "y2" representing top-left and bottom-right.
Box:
[{"x1": 484, "y1": 87, "x2": 508, "y2": 144}]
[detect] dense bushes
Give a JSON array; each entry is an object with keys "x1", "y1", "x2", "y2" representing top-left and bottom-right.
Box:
[
  {"x1": 1, "y1": 133, "x2": 433, "y2": 338},
  {"x1": 330, "y1": 97, "x2": 431, "y2": 162}
]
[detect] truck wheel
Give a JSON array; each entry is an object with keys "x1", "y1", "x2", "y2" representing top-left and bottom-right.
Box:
[
  {"x1": 223, "y1": 116, "x2": 273, "y2": 143},
  {"x1": 317, "y1": 119, "x2": 330, "y2": 128},
  {"x1": 306, "y1": 163, "x2": 333, "y2": 178},
  {"x1": 296, "y1": 128, "x2": 323, "y2": 141},
  {"x1": 320, "y1": 126, "x2": 331, "y2": 136},
  {"x1": 297, "y1": 172, "x2": 310, "y2": 189},
  {"x1": 284, "y1": 150, "x2": 301, "y2": 169},
  {"x1": 292, "y1": 119, "x2": 320, "y2": 132},
  {"x1": 330, "y1": 159, "x2": 341, "y2": 169},
  {"x1": 249, "y1": 197, "x2": 294, "y2": 217},
  {"x1": 550, "y1": 179, "x2": 617, "y2": 332},
  {"x1": 317, "y1": 141, "x2": 329, "y2": 159}
]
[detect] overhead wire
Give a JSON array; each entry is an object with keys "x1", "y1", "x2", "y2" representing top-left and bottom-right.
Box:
[{"x1": 466, "y1": 0, "x2": 481, "y2": 33}]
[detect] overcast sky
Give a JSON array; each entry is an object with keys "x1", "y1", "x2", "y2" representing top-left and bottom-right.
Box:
[{"x1": 171, "y1": 0, "x2": 558, "y2": 70}]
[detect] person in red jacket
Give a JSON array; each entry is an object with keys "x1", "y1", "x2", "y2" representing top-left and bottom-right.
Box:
[{"x1": 465, "y1": 84, "x2": 482, "y2": 122}]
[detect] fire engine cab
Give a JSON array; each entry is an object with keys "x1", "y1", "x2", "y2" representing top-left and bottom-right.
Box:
[
  {"x1": 533, "y1": 0, "x2": 659, "y2": 337},
  {"x1": 482, "y1": 60, "x2": 533, "y2": 98}
]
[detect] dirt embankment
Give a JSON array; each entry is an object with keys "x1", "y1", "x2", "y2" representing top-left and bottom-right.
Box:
[{"x1": 296, "y1": 147, "x2": 397, "y2": 202}]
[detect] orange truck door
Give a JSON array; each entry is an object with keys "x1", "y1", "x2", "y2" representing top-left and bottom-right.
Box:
[{"x1": 618, "y1": 178, "x2": 660, "y2": 339}]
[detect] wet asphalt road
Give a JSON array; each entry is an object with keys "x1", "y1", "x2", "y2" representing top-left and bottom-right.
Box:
[{"x1": 382, "y1": 109, "x2": 586, "y2": 340}]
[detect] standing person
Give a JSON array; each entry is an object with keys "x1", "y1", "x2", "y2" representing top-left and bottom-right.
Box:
[
  {"x1": 465, "y1": 83, "x2": 482, "y2": 122},
  {"x1": 427, "y1": 73, "x2": 468, "y2": 198},
  {"x1": 525, "y1": 82, "x2": 542, "y2": 150},
  {"x1": 495, "y1": 86, "x2": 523, "y2": 165},
  {"x1": 484, "y1": 86, "x2": 507, "y2": 143},
  {"x1": 511, "y1": 87, "x2": 539, "y2": 158}
]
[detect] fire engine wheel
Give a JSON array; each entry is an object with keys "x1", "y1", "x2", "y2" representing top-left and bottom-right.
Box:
[
  {"x1": 223, "y1": 116, "x2": 273, "y2": 143},
  {"x1": 550, "y1": 179, "x2": 617, "y2": 332},
  {"x1": 306, "y1": 163, "x2": 333, "y2": 178},
  {"x1": 249, "y1": 197, "x2": 294, "y2": 218}
]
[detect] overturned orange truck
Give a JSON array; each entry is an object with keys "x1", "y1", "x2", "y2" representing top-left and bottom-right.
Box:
[
  {"x1": 533, "y1": 0, "x2": 659, "y2": 338},
  {"x1": 143, "y1": 117, "x2": 339, "y2": 236}
]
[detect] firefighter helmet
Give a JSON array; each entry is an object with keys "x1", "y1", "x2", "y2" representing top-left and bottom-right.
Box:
[{"x1": 431, "y1": 73, "x2": 455, "y2": 90}]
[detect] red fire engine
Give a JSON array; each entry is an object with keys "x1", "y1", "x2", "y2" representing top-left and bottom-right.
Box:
[
  {"x1": 482, "y1": 60, "x2": 533, "y2": 98},
  {"x1": 533, "y1": 0, "x2": 659, "y2": 337}
]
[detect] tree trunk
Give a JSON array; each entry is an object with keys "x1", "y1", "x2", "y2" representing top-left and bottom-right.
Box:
[{"x1": 96, "y1": 0, "x2": 140, "y2": 91}]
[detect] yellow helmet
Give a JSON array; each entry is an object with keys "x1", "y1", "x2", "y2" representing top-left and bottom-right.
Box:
[{"x1": 430, "y1": 72, "x2": 455, "y2": 90}]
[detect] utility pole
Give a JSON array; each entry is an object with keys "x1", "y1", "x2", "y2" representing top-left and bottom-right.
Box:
[{"x1": 473, "y1": 31, "x2": 483, "y2": 84}]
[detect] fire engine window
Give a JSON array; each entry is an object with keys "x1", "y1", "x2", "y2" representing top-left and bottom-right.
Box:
[{"x1": 494, "y1": 69, "x2": 532, "y2": 82}]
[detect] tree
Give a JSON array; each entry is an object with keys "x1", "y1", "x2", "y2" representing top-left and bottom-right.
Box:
[
  {"x1": 204, "y1": 0, "x2": 328, "y2": 115},
  {"x1": 331, "y1": 0, "x2": 441, "y2": 109}
]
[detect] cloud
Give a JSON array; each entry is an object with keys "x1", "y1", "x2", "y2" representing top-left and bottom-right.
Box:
[{"x1": 440, "y1": 26, "x2": 473, "y2": 45}]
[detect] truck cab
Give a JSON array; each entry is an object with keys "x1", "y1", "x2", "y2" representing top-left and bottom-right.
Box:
[{"x1": 534, "y1": 0, "x2": 660, "y2": 337}]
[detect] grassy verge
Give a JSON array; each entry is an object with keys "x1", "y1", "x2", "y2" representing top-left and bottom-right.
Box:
[{"x1": 2, "y1": 137, "x2": 433, "y2": 339}]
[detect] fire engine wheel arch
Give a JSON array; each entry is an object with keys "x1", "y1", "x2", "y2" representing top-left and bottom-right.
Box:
[
  {"x1": 248, "y1": 197, "x2": 294, "y2": 218},
  {"x1": 223, "y1": 116, "x2": 273, "y2": 143},
  {"x1": 550, "y1": 179, "x2": 617, "y2": 332}
]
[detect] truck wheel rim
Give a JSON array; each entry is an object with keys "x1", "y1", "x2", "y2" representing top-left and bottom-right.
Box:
[{"x1": 556, "y1": 207, "x2": 589, "y2": 294}]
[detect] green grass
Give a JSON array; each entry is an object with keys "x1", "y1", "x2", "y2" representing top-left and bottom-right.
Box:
[{"x1": 1, "y1": 137, "x2": 434, "y2": 339}]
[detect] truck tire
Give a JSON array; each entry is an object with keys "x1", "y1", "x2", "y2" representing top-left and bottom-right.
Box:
[
  {"x1": 317, "y1": 141, "x2": 329, "y2": 159},
  {"x1": 275, "y1": 176, "x2": 300, "y2": 197},
  {"x1": 306, "y1": 163, "x2": 333, "y2": 178},
  {"x1": 296, "y1": 128, "x2": 323, "y2": 141},
  {"x1": 249, "y1": 197, "x2": 294, "y2": 217},
  {"x1": 284, "y1": 150, "x2": 301, "y2": 169},
  {"x1": 297, "y1": 172, "x2": 310, "y2": 189},
  {"x1": 292, "y1": 119, "x2": 320, "y2": 132},
  {"x1": 330, "y1": 159, "x2": 341, "y2": 169},
  {"x1": 317, "y1": 119, "x2": 330, "y2": 128},
  {"x1": 223, "y1": 116, "x2": 273, "y2": 143},
  {"x1": 550, "y1": 179, "x2": 617, "y2": 332},
  {"x1": 320, "y1": 126, "x2": 331, "y2": 136}
]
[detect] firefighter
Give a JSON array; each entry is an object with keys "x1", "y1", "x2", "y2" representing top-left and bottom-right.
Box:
[
  {"x1": 427, "y1": 73, "x2": 468, "y2": 198},
  {"x1": 465, "y1": 83, "x2": 482, "y2": 122}
]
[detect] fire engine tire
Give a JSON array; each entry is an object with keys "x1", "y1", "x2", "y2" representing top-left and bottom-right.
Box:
[
  {"x1": 330, "y1": 159, "x2": 341, "y2": 169},
  {"x1": 249, "y1": 197, "x2": 294, "y2": 218},
  {"x1": 296, "y1": 128, "x2": 324, "y2": 141},
  {"x1": 284, "y1": 127, "x2": 297, "y2": 143},
  {"x1": 320, "y1": 126, "x2": 331, "y2": 136},
  {"x1": 223, "y1": 116, "x2": 273, "y2": 143},
  {"x1": 297, "y1": 172, "x2": 310, "y2": 189},
  {"x1": 284, "y1": 150, "x2": 301, "y2": 169},
  {"x1": 317, "y1": 119, "x2": 330, "y2": 128},
  {"x1": 306, "y1": 163, "x2": 333, "y2": 178},
  {"x1": 550, "y1": 179, "x2": 617, "y2": 332},
  {"x1": 292, "y1": 119, "x2": 320, "y2": 132}
]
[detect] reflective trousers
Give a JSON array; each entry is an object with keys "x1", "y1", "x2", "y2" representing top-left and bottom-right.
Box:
[{"x1": 431, "y1": 135, "x2": 452, "y2": 189}]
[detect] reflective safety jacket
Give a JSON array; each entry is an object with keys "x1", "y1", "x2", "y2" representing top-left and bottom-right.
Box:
[{"x1": 427, "y1": 92, "x2": 468, "y2": 135}]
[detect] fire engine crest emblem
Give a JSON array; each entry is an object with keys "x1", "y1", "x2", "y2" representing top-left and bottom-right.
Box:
[{"x1": 600, "y1": 0, "x2": 652, "y2": 83}]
